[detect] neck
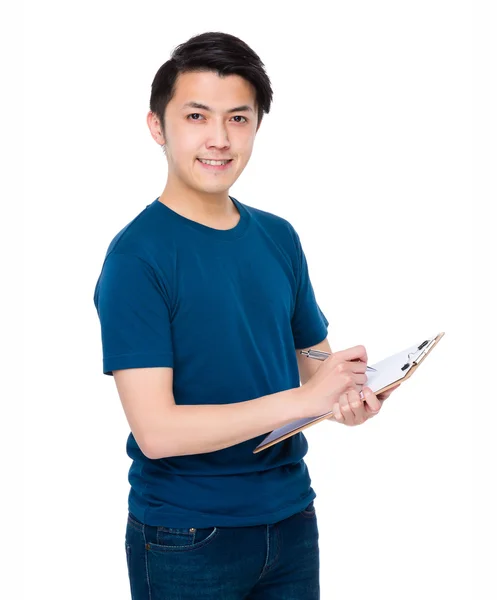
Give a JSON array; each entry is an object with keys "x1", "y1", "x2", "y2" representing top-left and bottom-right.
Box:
[{"x1": 158, "y1": 180, "x2": 239, "y2": 228}]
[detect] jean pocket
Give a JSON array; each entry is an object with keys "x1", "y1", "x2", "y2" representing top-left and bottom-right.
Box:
[
  {"x1": 146, "y1": 525, "x2": 220, "y2": 553},
  {"x1": 299, "y1": 500, "x2": 316, "y2": 518}
]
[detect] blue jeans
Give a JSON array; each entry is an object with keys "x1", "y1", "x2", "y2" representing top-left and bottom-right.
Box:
[{"x1": 125, "y1": 501, "x2": 320, "y2": 599}]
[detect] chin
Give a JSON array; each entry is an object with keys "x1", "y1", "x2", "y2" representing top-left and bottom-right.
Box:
[{"x1": 191, "y1": 182, "x2": 231, "y2": 194}]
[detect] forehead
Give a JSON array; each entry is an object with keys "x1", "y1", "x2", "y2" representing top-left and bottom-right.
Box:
[{"x1": 171, "y1": 71, "x2": 256, "y2": 110}]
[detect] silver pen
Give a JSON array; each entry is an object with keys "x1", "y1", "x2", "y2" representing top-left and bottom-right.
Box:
[{"x1": 300, "y1": 349, "x2": 377, "y2": 372}]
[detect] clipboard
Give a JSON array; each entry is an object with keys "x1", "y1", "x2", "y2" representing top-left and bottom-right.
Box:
[{"x1": 253, "y1": 332, "x2": 445, "y2": 453}]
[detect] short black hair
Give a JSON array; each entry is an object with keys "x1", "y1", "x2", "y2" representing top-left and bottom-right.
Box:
[{"x1": 149, "y1": 31, "x2": 273, "y2": 135}]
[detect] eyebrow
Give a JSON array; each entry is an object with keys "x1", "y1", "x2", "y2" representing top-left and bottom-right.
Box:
[{"x1": 181, "y1": 101, "x2": 254, "y2": 114}]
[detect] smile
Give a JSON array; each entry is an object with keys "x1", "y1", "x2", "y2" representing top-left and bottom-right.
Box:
[{"x1": 197, "y1": 158, "x2": 233, "y2": 171}]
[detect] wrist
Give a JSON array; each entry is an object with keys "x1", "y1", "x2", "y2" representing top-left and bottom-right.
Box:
[{"x1": 291, "y1": 384, "x2": 312, "y2": 420}]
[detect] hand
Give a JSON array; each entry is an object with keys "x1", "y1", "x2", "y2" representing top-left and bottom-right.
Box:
[
  {"x1": 330, "y1": 387, "x2": 381, "y2": 426},
  {"x1": 299, "y1": 345, "x2": 369, "y2": 419},
  {"x1": 329, "y1": 383, "x2": 401, "y2": 425}
]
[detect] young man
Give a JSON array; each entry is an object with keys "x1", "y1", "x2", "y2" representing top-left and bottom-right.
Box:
[{"x1": 93, "y1": 31, "x2": 398, "y2": 600}]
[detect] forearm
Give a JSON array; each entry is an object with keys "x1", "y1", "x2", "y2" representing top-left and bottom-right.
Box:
[{"x1": 147, "y1": 386, "x2": 306, "y2": 459}]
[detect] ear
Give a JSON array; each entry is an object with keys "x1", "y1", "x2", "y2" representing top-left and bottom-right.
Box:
[{"x1": 146, "y1": 111, "x2": 165, "y2": 146}]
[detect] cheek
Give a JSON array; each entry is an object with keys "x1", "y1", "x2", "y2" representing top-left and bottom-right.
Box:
[
  {"x1": 240, "y1": 138, "x2": 255, "y2": 160},
  {"x1": 238, "y1": 151, "x2": 252, "y2": 170},
  {"x1": 169, "y1": 143, "x2": 197, "y2": 169},
  {"x1": 167, "y1": 124, "x2": 198, "y2": 154}
]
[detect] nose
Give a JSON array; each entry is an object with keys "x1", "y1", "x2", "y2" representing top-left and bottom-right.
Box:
[{"x1": 206, "y1": 119, "x2": 231, "y2": 149}]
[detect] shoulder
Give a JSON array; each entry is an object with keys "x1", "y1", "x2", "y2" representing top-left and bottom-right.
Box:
[
  {"x1": 102, "y1": 200, "x2": 173, "y2": 265},
  {"x1": 241, "y1": 199, "x2": 300, "y2": 249}
]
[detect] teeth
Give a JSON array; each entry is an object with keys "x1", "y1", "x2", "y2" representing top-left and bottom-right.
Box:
[{"x1": 199, "y1": 159, "x2": 230, "y2": 166}]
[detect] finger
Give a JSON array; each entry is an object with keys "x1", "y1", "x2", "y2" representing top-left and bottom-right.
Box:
[
  {"x1": 364, "y1": 397, "x2": 382, "y2": 417},
  {"x1": 338, "y1": 345, "x2": 368, "y2": 364},
  {"x1": 353, "y1": 373, "x2": 368, "y2": 390},
  {"x1": 363, "y1": 387, "x2": 381, "y2": 413},
  {"x1": 348, "y1": 389, "x2": 367, "y2": 423},
  {"x1": 350, "y1": 360, "x2": 368, "y2": 374},
  {"x1": 339, "y1": 392, "x2": 355, "y2": 426},
  {"x1": 332, "y1": 401, "x2": 344, "y2": 424}
]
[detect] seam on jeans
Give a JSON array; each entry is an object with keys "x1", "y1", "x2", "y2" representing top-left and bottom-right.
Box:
[
  {"x1": 264, "y1": 523, "x2": 281, "y2": 576},
  {"x1": 256, "y1": 525, "x2": 271, "y2": 583},
  {"x1": 141, "y1": 528, "x2": 220, "y2": 553},
  {"x1": 272, "y1": 524, "x2": 281, "y2": 569},
  {"x1": 127, "y1": 515, "x2": 143, "y2": 533},
  {"x1": 142, "y1": 526, "x2": 152, "y2": 600},
  {"x1": 301, "y1": 506, "x2": 317, "y2": 519}
]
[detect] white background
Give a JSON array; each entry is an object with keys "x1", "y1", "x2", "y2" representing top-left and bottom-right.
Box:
[{"x1": 19, "y1": 1, "x2": 489, "y2": 599}]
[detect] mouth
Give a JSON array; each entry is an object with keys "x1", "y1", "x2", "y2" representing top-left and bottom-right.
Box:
[{"x1": 197, "y1": 158, "x2": 233, "y2": 171}]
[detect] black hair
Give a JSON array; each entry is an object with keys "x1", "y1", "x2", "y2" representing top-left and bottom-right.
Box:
[{"x1": 149, "y1": 32, "x2": 273, "y2": 135}]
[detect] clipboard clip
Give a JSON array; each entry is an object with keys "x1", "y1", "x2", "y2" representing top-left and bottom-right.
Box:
[{"x1": 400, "y1": 338, "x2": 434, "y2": 371}]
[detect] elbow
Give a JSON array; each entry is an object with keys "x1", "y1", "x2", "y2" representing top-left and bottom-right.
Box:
[
  {"x1": 141, "y1": 439, "x2": 167, "y2": 460},
  {"x1": 135, "y1": 410, "x2": 177, "y2": 459},
  {"x1": 141, "y1": 434, "x2": 176, "y2": 460},
  {"x1": 142, "y1": 443, "x2": 159, "y2": 460}
]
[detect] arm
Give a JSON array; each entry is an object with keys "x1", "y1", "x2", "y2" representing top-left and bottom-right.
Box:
[
  {"x1": 99, "y1": 254, "x2": 308, "y2": 459},
  {"x1": 295, "y1": 336, "x2": 332, "y2": 386},
  {"x1": 113, "y1": 366, "x2": 306, "y2": 460}
]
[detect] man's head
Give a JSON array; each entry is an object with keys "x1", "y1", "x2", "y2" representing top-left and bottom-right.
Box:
[{"x1": 147, "y1": 32, "x2": 273, "y2": 197}]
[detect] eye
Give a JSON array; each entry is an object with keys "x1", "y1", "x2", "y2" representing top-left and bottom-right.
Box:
[{"x1": 186, "y1": 113, "x2": 247, "y2": 123}]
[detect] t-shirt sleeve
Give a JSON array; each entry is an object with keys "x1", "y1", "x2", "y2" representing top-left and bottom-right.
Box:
[
  {"x1": 290, "y1": 228, "x2": 329, "y2": 349},
  {"x1": 94, "y1": 252, "x2": 174, "y2": 376}
]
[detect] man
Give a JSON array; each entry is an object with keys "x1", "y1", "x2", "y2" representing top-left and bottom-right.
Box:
[{"x1": 93, "y1": 31, "x2": 398, "y2": 600}]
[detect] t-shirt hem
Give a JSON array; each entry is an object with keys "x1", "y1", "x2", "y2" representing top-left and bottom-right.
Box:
[
  {"x1": 294, "y1": 325, "x2": 329, "y2": 350},
  {"x1": 103, "y1": 352, "x2": 174, "y2": 375},
  {"x1": 129, "y1": 490, "x2": 317, "y2": 528}
]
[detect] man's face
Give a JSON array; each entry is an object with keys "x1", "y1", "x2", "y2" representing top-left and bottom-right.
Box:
[{"x1": 154, "y1": 71, "x2": 260, "y2": 196}]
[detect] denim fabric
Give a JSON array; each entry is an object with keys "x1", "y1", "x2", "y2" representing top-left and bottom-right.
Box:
[{"x1": 124, "y1": 501, "x2": 320, "y2": 599}]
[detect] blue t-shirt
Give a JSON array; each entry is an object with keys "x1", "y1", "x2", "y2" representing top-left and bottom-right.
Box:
[{"x1": 93, "y1": 196, "x2": 329, "y2": 527}]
